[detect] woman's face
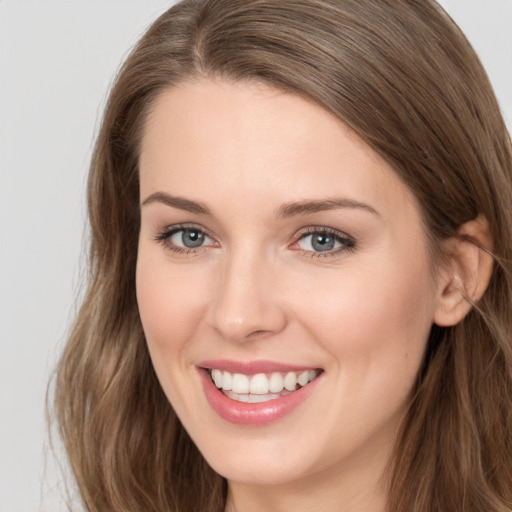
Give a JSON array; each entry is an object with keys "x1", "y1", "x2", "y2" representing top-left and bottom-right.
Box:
[{"x1": 136, "y1": 79, "x2": 442, "y2": 493}]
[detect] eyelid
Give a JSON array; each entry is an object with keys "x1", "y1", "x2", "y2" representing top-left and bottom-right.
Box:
[
  {"x1": 153, "y1": 223, "x2": 355, "y2": 257},
  {"x1": 154, "y1": 223, "x2": 218, "y2": 254},
  {"x1": 291, "y1": 226, "x2": 356, "y2": 257}
]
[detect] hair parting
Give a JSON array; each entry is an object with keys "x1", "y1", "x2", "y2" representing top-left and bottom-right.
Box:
[{"x1": 52, "y1": 1, "x2": 512, "y2": 510}]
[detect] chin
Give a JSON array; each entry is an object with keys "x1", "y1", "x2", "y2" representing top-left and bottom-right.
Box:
[{"x1": 201, "y1": 441, "x2": 316, "y2": 486}]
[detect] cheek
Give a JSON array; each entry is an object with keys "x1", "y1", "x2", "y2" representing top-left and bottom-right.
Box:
[
  {"x1": 288, "y1": 251, "x2": 436, "y2": 406},
  {"x1": 135, "y1": 250, "x2": 207, "y2": 364},
  {"x1": 135, "y1": 249, "x2": 215, "y2": 425},
  {"x1": 295, "y1": 259, "x2": 433, "y2": 340}
]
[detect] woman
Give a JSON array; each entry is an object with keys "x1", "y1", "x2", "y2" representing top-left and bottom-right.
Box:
[{"x1": 53, "y1": 0, "x2": 512, "y2": 511}]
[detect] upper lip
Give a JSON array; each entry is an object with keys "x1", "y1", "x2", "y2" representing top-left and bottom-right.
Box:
[{"x1": 198, "y1": 359, "x2": 321, "y2": 374}]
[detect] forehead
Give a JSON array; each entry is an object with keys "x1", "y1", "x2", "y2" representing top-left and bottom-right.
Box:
[{"x1": 139, "y1": 79, "x2": 415, "y2": 219}]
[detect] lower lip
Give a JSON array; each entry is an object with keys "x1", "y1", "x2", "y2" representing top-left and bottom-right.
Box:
[{"x1": 198, "y1": 369, "x2": 322, "y2": 426}]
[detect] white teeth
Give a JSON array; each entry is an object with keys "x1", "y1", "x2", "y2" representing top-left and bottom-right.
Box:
[
  {"x1": 298, "y1": 370, "x2": 309, "y2": 387},
  {"x1": 210, "y1": 368, "x2": 320, "y2": 398},
  {"x1": 284, "y1": 372, "x2": 297, "y2": 391},
  {"x1": 212, "y1": 369, "x2": 223, "y2": 388},
  {"x1": 249, "y1": 373, "x2": 269, "y2": 394},
  {"x1": 224, "y1": 390, "x2": 283, "y2": 403},
  {"x1": 269, "y1": 372, "x2": 284, "y2": 393},
  {"x1": 232, "y1": 373, "x2": 250, "y2": 394},
  {"x1": 222, "y1": 371, "x2": 232, "y2": 391},
  {"x1": 248, "y1": 393, "x2": 277, "y2": 403},
  {"x1": 248, "y1": 393, "x2": 272, "y2": 404}
]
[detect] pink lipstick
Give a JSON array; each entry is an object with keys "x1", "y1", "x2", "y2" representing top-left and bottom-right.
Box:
[{"x1": 197, "y1": 360, "x2": 323, "y2": 426}]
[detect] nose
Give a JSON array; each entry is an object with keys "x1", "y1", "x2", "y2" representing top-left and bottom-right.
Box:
[{"x1": 207, "y1": 249, "x2": 288, "y2": 343}]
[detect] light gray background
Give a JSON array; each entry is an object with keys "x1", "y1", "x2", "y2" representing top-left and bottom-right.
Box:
[{"x1": 1, "y1": 1, "x2": 511, "y2": 511}]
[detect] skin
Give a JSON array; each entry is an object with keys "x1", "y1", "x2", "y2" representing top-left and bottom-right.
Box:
[{"x1": 136, "y1": 79, "x2": 454, "y2": 512}]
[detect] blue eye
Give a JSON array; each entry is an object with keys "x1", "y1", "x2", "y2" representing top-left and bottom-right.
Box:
[
  {"x1": 296, "y1": 229, "x2": 355, "y2": 255},
  {"x1": 155, "y1": 226, "x2": 214, "y2": 253},
  {"x1": 170, "y1": 228, "x2": 210, "y2": 248}
]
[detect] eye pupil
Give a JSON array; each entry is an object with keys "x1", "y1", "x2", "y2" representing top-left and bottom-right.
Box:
[
  {"x1": 312, "y1": 234, "x2": 335, "y2": 251},
  {"x1": 182, "y1": 229, "x2": 204, "y2": 248}
]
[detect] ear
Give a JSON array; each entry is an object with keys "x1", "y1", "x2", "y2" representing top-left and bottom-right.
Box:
[{"x1": 433, "y1": 215, "x2": 494, "y2": 327}]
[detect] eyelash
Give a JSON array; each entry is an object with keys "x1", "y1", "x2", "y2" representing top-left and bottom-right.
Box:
[
  {"x1": 154, "y1": 224, "x2": 356, "y2": 258},
  {"x1": 292, "y1": 226, "x2": 356, "y2": 258},
  {"x1": 154, "y1": 224, "x2": 215, "y2": 255}
]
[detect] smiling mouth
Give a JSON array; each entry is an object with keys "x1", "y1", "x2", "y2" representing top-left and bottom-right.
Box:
[{"x1": 208, "y1": 368, "x2": 321, "y2": 404}]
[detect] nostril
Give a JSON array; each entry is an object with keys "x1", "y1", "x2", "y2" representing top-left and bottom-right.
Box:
[
  {"x1": 246, "y1": 329, "x2": 272, "y2": 339},
  {"x1": 212, "y1": 324, "x2": 274, "y2": 343},
  {"x1": 207, "y1": 271, "x2": 288, "y2": 342}
]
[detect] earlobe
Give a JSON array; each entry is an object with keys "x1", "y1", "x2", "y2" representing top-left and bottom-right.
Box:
[{"x1": 433, "y1": 215, "x2": 494, "y2": 327}]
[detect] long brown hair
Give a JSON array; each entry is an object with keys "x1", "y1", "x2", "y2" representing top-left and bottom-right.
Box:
[{"x1": 52, "y1": 1, "x2": 512, "y2": 510}]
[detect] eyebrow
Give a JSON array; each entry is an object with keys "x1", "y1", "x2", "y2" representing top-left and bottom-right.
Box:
[
  {"x1": 141, "y1": 192, "x2": 379, "y2": 218},
  {"x1": 276, "y1": 198, "x2": 380, "y2": 218},
  {"x1": 141, "y1": 192, "x2": 211, "y2": 215}
]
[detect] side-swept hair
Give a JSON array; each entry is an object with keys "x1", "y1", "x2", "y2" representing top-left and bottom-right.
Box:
[{"x1": 53, "y1": 1, "x2": 512, "y2": 510}]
